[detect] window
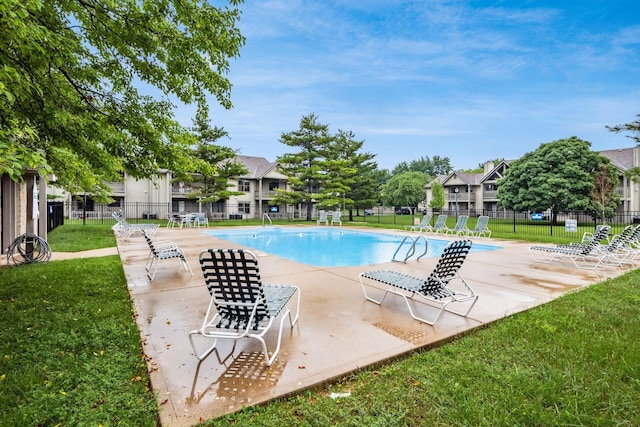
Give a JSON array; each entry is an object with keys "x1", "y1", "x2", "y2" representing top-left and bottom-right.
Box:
[
  {"x1": 238, "y1": 202, "x2": 251, "y2": 214},
  {"x1": 77, "y1": 197, "x2": 94, "y2": 211},
  {"x1": 269, "y1": 181, "x2": 279, "y2": 191},
  {"x1": 238, "y1": 180, "x2": 250, "y2": 192}
]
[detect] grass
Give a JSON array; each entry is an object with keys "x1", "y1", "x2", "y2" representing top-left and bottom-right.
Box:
[
  {"x1": 1, "y1": 224, "x2": 639, "y2": 426},
  {"x1": 0, "y1": 256, "x2": 158, "y2": 426},
  {"x1": 47, "y1": 224, "x2": 117, "y2": 252},
  {"x1": 210, "y1": 270, "x2": 640, "y2": 426}
]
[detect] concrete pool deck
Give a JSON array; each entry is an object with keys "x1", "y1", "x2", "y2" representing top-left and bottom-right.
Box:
[{"x1": 114, "y1": 226, "x2": 631, "y2": 426}]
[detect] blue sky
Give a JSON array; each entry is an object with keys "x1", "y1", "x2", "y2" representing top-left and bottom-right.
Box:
[{"x1": 195, "y1": 0, "x2": 640, "y2": 171}]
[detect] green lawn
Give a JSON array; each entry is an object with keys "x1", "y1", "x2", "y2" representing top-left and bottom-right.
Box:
[{"x1": 0, "y1": 224, "x2": 638, "y2": 426}]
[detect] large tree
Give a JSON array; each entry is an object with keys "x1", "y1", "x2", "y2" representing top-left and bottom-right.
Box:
[
  {"x1": 497, "y1": 137, "x2": 613, "y2": 223},
  {"x1": 328, "y1": 129, "x2": 378, "y2": 220},
  {"x1": 429, "y1": 180, "x2": 445, "y2": 211},
  {"x1": 177, "y1": 114, "x2": 248, "y2": 209},
  {"x1": 590, "y1": 163, "x2": 621, "y2": 222},
  {"x1": 275, "y1": 113, "x2": 334, "y2": 221},
  {"x1": 391, "y1": 155, "x2": 453, "y2": 177},
  {"x1": 0, "y1": 0, "x2": 244, "y2": 201},
  {"x1": 381, "y1": 171, "x2": 428, "y2": 212}
]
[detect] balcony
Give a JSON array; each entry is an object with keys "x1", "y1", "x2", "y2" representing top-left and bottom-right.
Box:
[
  {"x1": 446, "y1": 192, "x2": 470, "y2": 202},
  {"x1": 106, "y1": 181, "x2": 125, "y2": 195},
  {"x1": 172, "y1": 184, "x2": 199, "y2": 197},
  {"x1": 483, "y1": 190, "x2": 498, "y2": 200},
  {"x1": 254, "y1": 189, "x2": 280, "y2": 199}
]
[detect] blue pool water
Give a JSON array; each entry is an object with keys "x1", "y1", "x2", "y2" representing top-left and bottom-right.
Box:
[{"x1": 203, "y1": 227, "x2": 501, "y2": 267}]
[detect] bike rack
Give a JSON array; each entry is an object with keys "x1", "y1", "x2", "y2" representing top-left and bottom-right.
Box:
[{"x1": 391, "y1": 235, "x2": 428, "y2": 263}]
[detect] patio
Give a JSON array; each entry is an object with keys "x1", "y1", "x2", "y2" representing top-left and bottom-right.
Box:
[{"x1": 114, "y1": 226, "x2": 628, "y2": 426}]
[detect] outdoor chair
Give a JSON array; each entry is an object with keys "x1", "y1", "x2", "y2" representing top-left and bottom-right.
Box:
[
  {"x1": 529, "y1": 225, "x2": 611, "y2": 270},
  {"x1": 189, "y1": 249, "x2": 301, "y2": 366},
  {"x1": 317, "y1": 210, "x2": 328, "y2": 225},
  {"x1": 111, "y1": 211, "x2": 159, "y2": 237},
  {"x1": 359, "y1": 239, "x2": 478, "y2": 325},
  {"x1": 442, "y1": 215, "x2": 469, "y2": 236},
  {"x1": 141, "y1": 230, "x2": 193, "y2": 280},
  {"x1": 595, "y1": 225, "x2": 640, "y2": 267},
  {"x1": 577, "y1": 224, "x2": 610, "y2": 245},
  {"x1": 193, "y1": 212, "x2": 209, "y2": 228},
  {"x1": 464, "y1": 215, "x2": 492, "y2": 238},
  {"x1": 405, "y1": 214, "x2": 432, "y2": 232},
  {"x1": 425, "y1": 214, "x2": 448, "y2": 234},
  {"x1": 166, "y1": 213, "x2": 179, "y2": 228},
  {"x1": 331, "y1": 210, "x2": 342, "y2": 226}
]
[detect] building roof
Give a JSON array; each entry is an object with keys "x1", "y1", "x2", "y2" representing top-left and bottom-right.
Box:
[
  {"x1": 236, "y1": 155, "x2": 285, "y2": 180},
  {"x1": 599, "y1": 147, "x2": 634, "y2": 171}
]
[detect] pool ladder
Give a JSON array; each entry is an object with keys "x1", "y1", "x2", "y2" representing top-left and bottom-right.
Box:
[
  {"x1": 262, "y1": 213, "x2": 272, "y2": 227},
  {"x1": 392, "y1": 235, "x2": 428, "y2": 263}
]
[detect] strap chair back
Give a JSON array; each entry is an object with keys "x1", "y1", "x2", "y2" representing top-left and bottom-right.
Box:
[
  {"x1": 579, "y1": 225, "x2": 610, "y2": 255},
  {"x1": 190, "y1": 249, "x2": 300, "y2": 366},
  {"x1": 200, "y1": 249, "x2": 270, "y2": 330},
  {"x1": 422, "y1": 239, "x2": 472, "y2": 295}
]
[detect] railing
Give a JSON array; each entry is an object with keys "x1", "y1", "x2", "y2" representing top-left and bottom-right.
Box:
[
  {"x1": 392, "y1": 235, "x2": 428, "y2": 263},
  {"x1": 255, "y1": 190, "x2": 280, "y2": 198},
  {"x1": 262, "y1": 213, "x2": 273, "y2": 227}
]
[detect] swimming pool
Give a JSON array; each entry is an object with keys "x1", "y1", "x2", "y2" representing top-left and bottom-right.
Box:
[{"x1": 203, "y1": 227, "x2": 501, "y2": 267}]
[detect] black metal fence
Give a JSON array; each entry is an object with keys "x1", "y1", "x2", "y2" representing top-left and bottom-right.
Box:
[
  {"x1": 51, "y1": 201, "x2": 640, "y2": 239},
  {"x1": 363, "y1": 208, "x2": 640, "y2": 239}
]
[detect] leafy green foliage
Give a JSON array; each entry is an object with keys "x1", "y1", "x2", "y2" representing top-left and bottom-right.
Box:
[
  {"x1": 275, "y1": 113, "x2": 334, "y2": 220},
  {"x1": 607, "y1": 113, "x2": 640, "y2": 145},
  {"x1": 497, "y1": 137, "x2": 611, "y2": 217},
  {"x1": 428, "y1": 179, "x2": 445, "y2": 210},
  {"x1": 176, "y1": 114, "x2": 248, "y2": 204},
  {"x1": 381, "y1": 171, "x2": 427, "y2": 209},
  {"x1": 590, "y1": 163, "x2": 621, "y2": 221},
  {"x1": 275, "y1": 114, "x2": 366, "y2": 220},
  {"x1": 0, "y1": 0, "x2": 244, "y2": 202},
  {"x1": 391, "y1": 155, "x2": 452, "y2": 178}
]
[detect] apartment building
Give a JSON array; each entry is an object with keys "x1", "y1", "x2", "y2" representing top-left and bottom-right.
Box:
[
  {"x1": 426, "y1": 146, "x2": 640, "y2": 216},
  {"x1": 59, "y1": 155, "x2": 291, "y2": 221}
]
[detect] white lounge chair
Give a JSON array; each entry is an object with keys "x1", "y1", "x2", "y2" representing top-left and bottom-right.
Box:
[
  {"x1": 317, "y1": 210, "x2": 328, "y2": 225},
  {"x1": 331, "y1": 210, "x2": 342, "y2": 226},
  {"x1": 529, "y1": 225, "x2": 611, "y2": 270},
  {"x1": 464, "y1": 216, "x2": 491, "y2": 238},
  {"x1": 442, "y1": 215, "x2": 469, "y2": 236},
  {"x1": 188, "y1": 249, "x2": 300, "y2": 366},
  {"x1": 141, "y1": 230, "x2": 193, "y2": 280},
  {"x1": 359, "y1": 239, "x2": 478, "y2": 325},
  {"x1": 112, "y1": 211, "x2": 159, "y2": 237},
  {"x1": 405, "y1": 214, "x2": 433, "y2": 232},
  {"x1": 425, "y1": 214, "x2": 448, "y2": 233}
]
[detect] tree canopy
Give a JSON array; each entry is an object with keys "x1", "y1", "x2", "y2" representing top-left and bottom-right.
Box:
[
  {"x1": 381, "y1": 171, "x2": 427, "y2": 211},
  {"x1": 178, "y1": 114, "x2": 248, "y2": 205},
  {"x1": 429, "y1": 179, "x2": 445, "y2": 211},
  {"x1": 497, "y1": 137, "x2": 613, "y2": 219},
  {"x1": 391, "y1": 155, "x2": 452, "y2": 177},
  {"x1": 275, "y1": 114, "x2": 374, "y2": 221},
  {"x1": 274, "y1": 113, "x2": 335, "y2": 220},
  {"x1": 0, "y1": 0, "x2": 245, "y2": 201}
]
